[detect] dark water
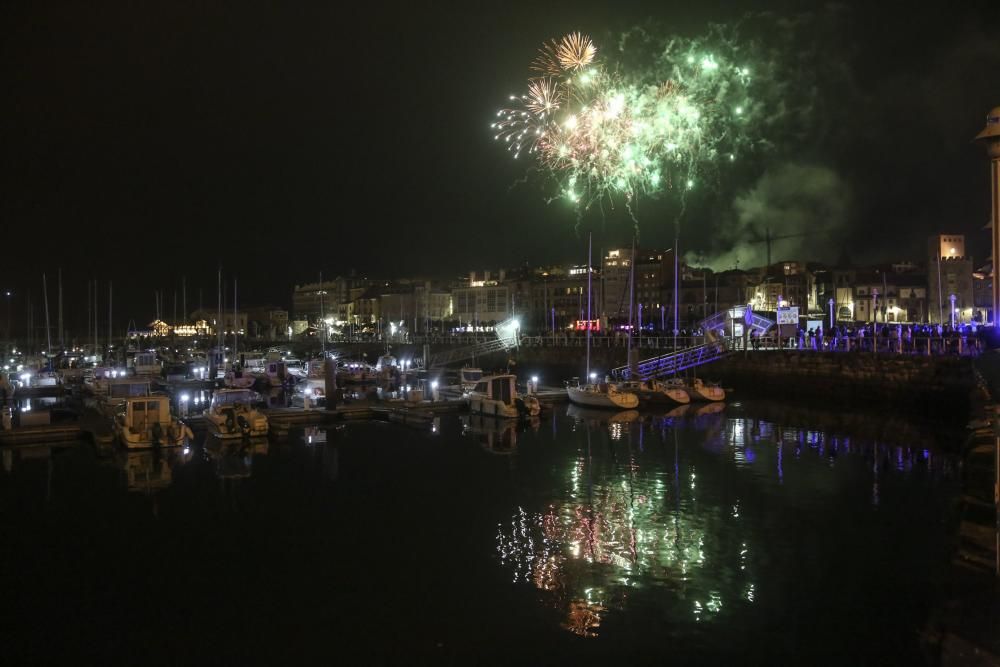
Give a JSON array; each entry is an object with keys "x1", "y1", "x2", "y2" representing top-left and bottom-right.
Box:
[{"x1": 0, "y1": 401, "x2": 959, "y2": 665}]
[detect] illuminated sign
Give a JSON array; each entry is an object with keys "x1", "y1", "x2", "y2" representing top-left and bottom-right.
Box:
[{"x1": 573, "y1": 320, "x2": 601, "y2": 332}]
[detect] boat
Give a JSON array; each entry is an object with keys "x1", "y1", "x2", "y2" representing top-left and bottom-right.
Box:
[
  {"x1": 99, "y1": 377, "x2": 154, "y2": 412},
  {"x1": 12, "y1": 370, "x2": 65, "y2": 398},
  {"x1": 618, "y1": 379, "x2": 690, "y2": 406},
  {"x1": 336, "y1": 360, "x2": 376, "y2": 384},
  {"x1": 564, "y1": 233, "x2": 639, "y2": 410},
  {"x1": 113, "y1": 394, "x2": 194, "y2": 448},
  {"x1": 203, "y1": 388, "x2": 269, "y2": 439},
  {"x1": 290, "y1": 377, "x2": 327, "y2": 408},
  {"x1": 458, "y1": 366, "x2": 484, "y2": 392},
  {"x1": 466, "y1": 374, "x2": 540, "y2": 418},
  {"x1": 566, "y1": 380, "x2": 639, "y2": 409},
  {"x1": 223, "y1": 366, "x2": 257, "y2": 389},
  {"x1": 130, "y1": 351, "x2": 160, "y2": 376},
  {"x1": 686, "y1": 377, "x2": 726, "y2": 402}
]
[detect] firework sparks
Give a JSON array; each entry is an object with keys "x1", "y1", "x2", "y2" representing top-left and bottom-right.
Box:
[{"x1": 493, "y1": 30, "x2": 760, "y2": 209}]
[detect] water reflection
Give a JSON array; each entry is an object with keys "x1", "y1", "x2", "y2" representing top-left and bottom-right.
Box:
[
  {"x1": 116, "y1": 446, "x2": 193, "y2": 494},
  {"x1": 498, "y1": 408, "x2": 955, "y2": 639},
  {"x1": 460, "y1": 414, "x2": 541, "y2": 455},
  {"x1": 205, "y1": 437, "x2": 267, "y2": 479}
]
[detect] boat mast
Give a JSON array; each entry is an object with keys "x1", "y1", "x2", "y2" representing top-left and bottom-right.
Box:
[
  {"x1": 586, "y1": 232, "x2": 592, "y2": 381},
  {"x1": 233, "y1": 278, "x2": 238, "y2": 363},
  {"x1": 628, "y1": 237, "x2": 635, "y2": 355},
  {"x1": 108, "y1": 281, "x2": 112, "y2": 359},
  {"x1": 217, "y1": 267, "x2": 223, "y2": 357},
  {"x1": 42, "y1": 273, "x2": 52, "y2": 361},
  {"x1": 57, "y1": 268, "x2": 63, "y2": 352}
]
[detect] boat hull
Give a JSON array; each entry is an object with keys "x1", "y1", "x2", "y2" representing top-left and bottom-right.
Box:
[{"x1": 566, "y1": 385, "x2": 639, "y2": 409}]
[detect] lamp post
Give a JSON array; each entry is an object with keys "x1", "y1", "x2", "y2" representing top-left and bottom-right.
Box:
[
  {"x1": 974, "y1": 105, "x2": 1000, "y2": 577},
  {"x1": 317, "y1": 289, "x2": 328, "y2": 354},
  {"x1": 4, "y1": 290, "x2": 10, "y2": 348},
  {"x1": 974, "y1": 106, "x2": 1000, "y2": 324},
  {"x1": 872, "y1": 288, "x2": 879, "y2": 324}
]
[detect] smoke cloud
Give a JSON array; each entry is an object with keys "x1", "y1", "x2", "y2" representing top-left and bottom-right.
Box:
[{"x1": 700, "y1": 163, "x2": 851, "y2": 271}]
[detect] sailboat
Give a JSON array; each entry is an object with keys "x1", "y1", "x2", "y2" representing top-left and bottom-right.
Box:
[
  {"x1": 566, "y1": 233, "x2": 639, "y2": 409},
  {"x1": 611, "y1": 239, "x2": 687, "y2": 406}
]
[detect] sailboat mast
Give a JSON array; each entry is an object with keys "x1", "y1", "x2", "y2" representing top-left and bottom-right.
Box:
[
  {"x1": 233, "y1": 278, "x2": 238, "y2": 361},
  {"x1": 57, "y1": 268, "x2": 63, "y2": 351},
  {"x1": 628, "y1": 237, "x2": 635, "y2": 353},
  {"x1": 586, "y1": 232, "x2": 592, "y2": 380},
  {"x1": 108, "y1": 281, "x2": 112, "y2": 357},
  {"x1": 42, "y1": 273, "x2": 52, "y2": 359}
]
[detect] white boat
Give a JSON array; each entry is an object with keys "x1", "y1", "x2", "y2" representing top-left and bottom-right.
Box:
[
  {"x1": 458, "y1": 367, "x2": 483, "y2": 391},
  {"x1": 130, "y1": 351, "x2": 160, "y2": 376},
  {"x1": 566, "y1": 381, "x2": 639, "y2": 409},
  {"x1": 113, "y1": 394, "x2": 194, "y2": 449},
  {"x1": 224, "y1": 366, "x2": 257, "y2": 388},
  {"x1": 336, "y1": 361, "x2": 375, "y2": 384},
  {"x1": 375, "y1": 353, "x2": 398, "y2": 381},
  {"x1": 204, "y1": 388, "x2": 268, "y2": 439},
  {"x1": 686, "y1": 377, "x2": 726, "y2": 402},
  {"x1": 290, "y1": 377, "x2": 327, "y2": 408},
  {"x1": 466, "y1": 374, "x2": 540, "y2": 418},
  {"x1": 619, "y1": 379, "x2": 690, "y2": 406},
  {"x1": 100, "y1": 377, "x2": 154, "y2": 411}
]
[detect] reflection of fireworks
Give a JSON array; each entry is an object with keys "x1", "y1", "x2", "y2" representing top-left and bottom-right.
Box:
[{"x1": 492, "y1": 30, "x2": 759, "y2": 209}]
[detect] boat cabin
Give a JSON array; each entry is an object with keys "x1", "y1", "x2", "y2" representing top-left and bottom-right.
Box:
[
  {"x1": 107, "y1": 378, "x2": 152, "y2": 400},
  {"x1": 119, "y1": 395, "x2": 174, "y2": 433},
  {"x1": 211, "y1": 389, "x2": 255, "y2": 408},
  {"x1": 470, "y1": 375, "x2": 516, "y2": 404}
]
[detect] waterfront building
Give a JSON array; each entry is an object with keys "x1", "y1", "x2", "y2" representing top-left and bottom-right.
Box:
[
  {"x1": 243, "y1": 306, "x2": 288, "y2": 340},
  {"x1": 927, "y1": 234, "x2": 974, "y2": 324}
]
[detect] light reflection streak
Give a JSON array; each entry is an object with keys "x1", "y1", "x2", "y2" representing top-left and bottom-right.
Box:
[{"x1": 498, "y1": 414, "x2": 955, "y2": 638}]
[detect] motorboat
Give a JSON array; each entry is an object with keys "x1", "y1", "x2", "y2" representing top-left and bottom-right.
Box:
[
  {"x1": 458, "y1": 367, "x2": 484, "y2": 391},
  {"x1": 99, "y1": 377, "x2": 154, "y2": 411},
  {"x1": 466, "y1": 374, "x2": 540, "y2": 418},
  {"x1": 204, "y1": 388, "x2": 268, "y2": 439},
  {"x1": 290, "y1": 377, "x2": 327, "y2": 408},
  {"x1": 618, "y1": 379, "x2": 690, "y2": 406},
  {"x1": 336, "y1": 360, "x2": 375, "y2": 384},
  {"x1": 686, "y1": 377, "x2": 726, "y2": 402},
  {"x1": 224, "y1": 366, "x2": 257, "y2": 389},
  {"x1": 13, "y1": 370, "x2": 65, "y2": 398},
  {"x1": 375, "y1": 353, "x2": 398, "y2": 381},
  {"x1": 565, "y1": 379, "x2": 639, "y2": 409},
  {"x1": 130, "y1": 351, "x2": 160, "y2": 376},
  {"x1": 113, "y1": 395, "x2": 194, "y2": 449}
]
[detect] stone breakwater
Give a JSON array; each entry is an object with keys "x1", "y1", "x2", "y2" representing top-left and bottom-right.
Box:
[{"x1": 713, "y1": 351, "x2": 975, "y2": 422}]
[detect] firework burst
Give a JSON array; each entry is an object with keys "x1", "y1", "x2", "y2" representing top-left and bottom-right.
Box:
[{"x1": 493, "y1": 30, "x2": 760, "y2": 210}]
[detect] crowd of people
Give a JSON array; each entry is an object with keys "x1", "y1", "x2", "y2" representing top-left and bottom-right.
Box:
[{"x1": 749, "y1": 322, "x2": 985, "y2": 355}]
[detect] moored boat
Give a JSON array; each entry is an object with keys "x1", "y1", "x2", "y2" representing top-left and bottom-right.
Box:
[
  {"x1": 467, "y1": 374, "x2": 540, "y2": 418},
  {"x1": 566, "y1": 380, "x2": 639, "y2": 409},
  {"x1": 204, "y1": 388, "x2": 268, "y2": 439},
  {"x1": 686, "y1": 377, "x2": 726, "y2": 402},
  {"x1": 113, "y1": 395, "x2": 194, "y2": 449},
  {"x1": 618, "y1": 379, "x2": 690, "y2": 406}
]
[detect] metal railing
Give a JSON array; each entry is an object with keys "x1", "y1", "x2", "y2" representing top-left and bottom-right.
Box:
[{"x1": 612, "y1": 340, "x2": 732, "y2": 381}]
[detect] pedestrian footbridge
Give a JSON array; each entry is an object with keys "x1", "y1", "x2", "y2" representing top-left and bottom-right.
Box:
[{"x1": 611, "y1": 307, "x2": 776, "y2": 381}]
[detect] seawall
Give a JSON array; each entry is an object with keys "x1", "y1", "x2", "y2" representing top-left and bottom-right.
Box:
[{"x1": 712, "y1": 351, "x2": 975, "y2": 423}]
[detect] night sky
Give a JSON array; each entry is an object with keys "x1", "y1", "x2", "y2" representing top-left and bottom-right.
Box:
[{"x1": 2, "y1": 1, "x2": 999, "y2": 331}]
